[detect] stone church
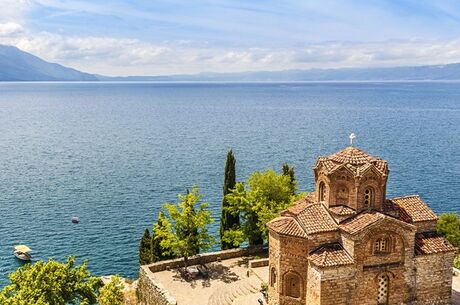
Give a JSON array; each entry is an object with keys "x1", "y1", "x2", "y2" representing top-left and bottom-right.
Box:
[{"x1": 267, "y1": 145, "x2": 456, "y2": 305}]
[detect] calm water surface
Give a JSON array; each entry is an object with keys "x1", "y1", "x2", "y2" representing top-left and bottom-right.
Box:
[{"x1": 0, "y1": 82, "x2": 459, "y2": 285}]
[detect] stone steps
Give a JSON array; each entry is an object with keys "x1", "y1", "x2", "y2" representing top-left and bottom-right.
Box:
[{"x1": 207, "y1": 279, "x2": 260, "y2": 305}]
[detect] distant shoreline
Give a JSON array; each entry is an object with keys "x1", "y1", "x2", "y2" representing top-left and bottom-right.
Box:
[{"x1": 2, "y1": 79, "x2": 460, "y2": 84}]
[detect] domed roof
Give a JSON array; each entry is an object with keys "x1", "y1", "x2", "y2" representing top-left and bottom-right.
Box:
[
  {"x1": 329, "y1": 146, "x2": 377, "y2": 165},
  {"x1": 315, "y1": 146, "x2": 388, "y2": 176}
]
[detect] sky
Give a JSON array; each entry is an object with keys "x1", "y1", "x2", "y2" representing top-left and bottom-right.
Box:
[{"x1": 2, "y1": 0, "x2": 460, "y2": 76}]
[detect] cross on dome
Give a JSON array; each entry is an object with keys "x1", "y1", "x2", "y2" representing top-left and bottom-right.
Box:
[{"x1": 349, "y1": 133, "x2": 356, "y2": 146}]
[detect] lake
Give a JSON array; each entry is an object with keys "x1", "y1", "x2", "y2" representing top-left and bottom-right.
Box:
[{"x1": 0, "y1": 81, "x2": 459, "y2": 286}]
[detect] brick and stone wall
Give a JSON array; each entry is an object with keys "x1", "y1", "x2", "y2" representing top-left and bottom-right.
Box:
[
  {"x1": 414, "y1": 252, "x2": 456, "y2": 305},
  {"x1": 311, "y1": 264, "x2": 356, "y2": 305},
  {"x1": 138, "y1": 266, "x2": 177, "y2": 305}
]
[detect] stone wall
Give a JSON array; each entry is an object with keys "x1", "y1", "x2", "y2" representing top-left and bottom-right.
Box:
[
  {"x1": 138, "y1": 266, "x2": 177, "y2": 305},
  {"x1": 146, "y1": 245, "x2": 265, "y2": 273},
  {"x1": 138, "y1": 246, "x2": 267, "y2": 305},
  {"x1": 414, "y1": 252, "x2": 456, "y2": 305},
  {"x1": 413, "y1": 220, "x2": 437, "y2": 233},
  {"x1": 313, "y1": 264, "x2": 356, "y2": 305}
]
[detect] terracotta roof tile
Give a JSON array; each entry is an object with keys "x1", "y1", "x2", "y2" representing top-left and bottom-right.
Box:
[
  {"x1": 374, "y1": 160, "x2": 388, "y2": 173},
  {"x1": 389, "y1": 195, "x2": 438, "y2": 223},
  {"x1": 296, "y1": 204, "x2": 338, "y2": 234},
  {"x1": 309, "y1": 243, "x2": 354, "y2": 267},
  {"x1": 318, "y1": 157, "x2": 337, "y2": 172},
  {"x1": 267, "y1": 217, "x2": 308, "y2": 239},
  {"x1": 283, "y1": 194, "x2": 315, "y2": 215},
  {"x1": 329, "y1": 146, "x2": 376, "y2": 165},
  {"x1": 415, "y1": 232, "x2": 456, "y2": 255},
  {"x1": 340, "y1": 211, "x2": 385, "y2": 235},
  {"x1": 316, "y1": 146, "x2": 388, "y2": 176},
  {"x1": 329, "y1": 205, "x2": 356, "y2": 216}
]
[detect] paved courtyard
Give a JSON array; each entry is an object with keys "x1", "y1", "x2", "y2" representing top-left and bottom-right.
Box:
[{"x1": 151, "y1": 255, "x2": 268, "y2": 305}]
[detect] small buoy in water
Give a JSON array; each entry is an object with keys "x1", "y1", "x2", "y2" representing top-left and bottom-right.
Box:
[{"x1": 71, "y1": 216, "x2": 80, "y2": 224}]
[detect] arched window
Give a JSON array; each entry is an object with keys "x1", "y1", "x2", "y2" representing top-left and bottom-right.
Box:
[
  {"x1": 377, "y1": 275, "x2": 389, "y2": 304},
  {"x1": 364, "y1": 187, "x2": 374, "y2": 208},
  {"x1": 284, "y1": 272, "x2": 301, "y2": 298},
  {"x1": 270, "y1": 267, "x2": 277, "y2": 287},
  {"x1": 374, "y1": 238, "x2": 390, "y2": 254},
  {"x1": 319, "y1": 182, "x2": 326, "y2": 202}
]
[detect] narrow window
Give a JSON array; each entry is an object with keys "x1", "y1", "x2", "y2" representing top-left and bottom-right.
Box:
[
  {"x1": 270, "y1": 267, "x2": 277, "y2": 287},
  {"x1": 374, "y1": 238, "x2": 389, "y2": 254},
  {"x1": 364, "y1": 187, "x2": 374, "y2": 208},
  {"x1": 377, "y1": 275, "x2": 389, "y2": 304},
  {"x1": 319, "y1": 182, "x2": 326, "y2": 202}
]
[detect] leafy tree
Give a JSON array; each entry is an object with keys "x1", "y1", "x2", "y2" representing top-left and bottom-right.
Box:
[
  {"x1": 224, "y1": 169, "x2": 298, "y2": 246},
  {"x1": 220, "y1": 150, "x2": 240, "y2": 250},
  {"x1": 157, "y1": 186, "x2": 214, "y2": 266},
  {"x1": 98, "y1": 275, "x2": 124, "y2": 305},
  {"x1": 151, "y1": 211, "x2": 176, "y2": 262},
  {"x1": 139, "y1": 228, "x2": 153, "y2": 265},
  {"x1": 0, "y1": 257, "x2": 102, "y2": 305},
  {"x1": 437, "y1": 213, "x2": 460, "y2": 248}
]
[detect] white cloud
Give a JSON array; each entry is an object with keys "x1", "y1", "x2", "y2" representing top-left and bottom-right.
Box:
[
  {"x1": 0, "y1": 0, "x2": 31, "y2": 23},
  {"x1": 0, "y1": 22, "x2": 23, "y2": 36},
  {"x1": 2, "y1": 26, "x2": 460, "y2": 76}
]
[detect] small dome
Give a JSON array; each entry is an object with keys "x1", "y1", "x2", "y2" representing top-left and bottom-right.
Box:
[
  {"x1": 328, "y1": 146, "x2": 377, "y2": 165},
  {"x1": 315, "y1": 146, "x2": 388, "y2": 176}
]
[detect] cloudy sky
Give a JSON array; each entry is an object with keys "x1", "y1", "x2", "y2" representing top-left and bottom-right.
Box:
[{"x1": 2, "y1": 0, "x2": 460, "y2": 76}]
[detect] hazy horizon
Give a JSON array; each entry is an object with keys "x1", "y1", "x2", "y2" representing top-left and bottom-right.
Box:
[{"x1": 2, "y1": 1, "x2": 460, "y2": 76}]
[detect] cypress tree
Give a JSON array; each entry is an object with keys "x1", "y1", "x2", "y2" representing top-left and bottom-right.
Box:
[
  {"x1": 282, "y1": 163, "x2": 296, "y2": 195},
  {"x1": 139, "y1": 228, "x2": 153, "y2": 265},
  {"x1": 220, "y1": 149, "x2": 240, "y2": 249}
]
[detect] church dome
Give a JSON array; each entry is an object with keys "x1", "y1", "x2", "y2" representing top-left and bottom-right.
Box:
[
  {"x1": 328, "y1": 146, "x2": 377, "y2": 165},
  {"x1": 315, "y1": 146, "x2": 388, "y2": 176}
]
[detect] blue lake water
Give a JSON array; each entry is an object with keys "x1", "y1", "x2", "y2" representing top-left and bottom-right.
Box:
[{"x1": 0, "y1": 82, "x2": 459, "y2": 286}]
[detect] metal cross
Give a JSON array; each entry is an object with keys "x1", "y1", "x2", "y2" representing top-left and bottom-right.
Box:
[{"x1": 349, "y1": 133, "x2": 356, "y2": 146}]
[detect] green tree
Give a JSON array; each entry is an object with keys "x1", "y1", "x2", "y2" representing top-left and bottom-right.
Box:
[
  {"x1": 224, "y1": 169, "x2": 298, "y2": 246},
  {"x1": 139, "y1": 228, "x2": 153, "y2": 265},
  {"x1": 151, "y1": 211, "x2": 176, "y2": 262},
  {"x1": 98, "y1": 275, "x2": 124, "y2": 305},
  {"x1": 437, "y1": 213, "x2": 460, "y2": 248},
  {"x1": 157, "y1": 186, "x2": 215, "y2": 266},
  {"x1": 0, "y1": 257, "x2": 102, "y2": 305},
  {"x1": 282, "y1": 162, "x2": 296, "y2": 192},
  {"x1": 220, "y1": 150, "x2": 240, "y2": 250}
]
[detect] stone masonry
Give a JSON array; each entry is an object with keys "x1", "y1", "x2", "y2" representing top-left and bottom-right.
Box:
[{"x1": 267, "y1": 146, "x2": 457, "y2": 305}]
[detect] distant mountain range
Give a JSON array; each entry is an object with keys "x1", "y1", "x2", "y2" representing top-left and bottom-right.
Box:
[
  {"x1": 2, "y1": 44, "x2": 460, "y2": 82},
  {"x1": 0, "y1": 45, "x2": 97, "y2": 81}
]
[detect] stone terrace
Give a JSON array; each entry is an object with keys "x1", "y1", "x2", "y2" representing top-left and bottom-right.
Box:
[{"x1": 138, "y1": 247, "x2": 269, "y2": 305}]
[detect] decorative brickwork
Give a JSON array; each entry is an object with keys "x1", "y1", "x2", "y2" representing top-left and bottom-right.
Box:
[{"x1": 268, "y1": 146, "x2": 456, "y2": 305}]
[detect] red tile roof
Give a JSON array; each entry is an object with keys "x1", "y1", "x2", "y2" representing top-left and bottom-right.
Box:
[
  {"x1": 340, "y1": 211, "x2": 385, "y2": 235},
  {"x1": 296, "y1": 204, "x2": 338, "y2": 234},
  {"x1": 309, "y1": 243, "x2": 354, "y2": 267},
  {"x1": 283, "y1": 194, "x2": 315, "y2": 215},
  {"x1": 389, "y1": 195, "x2": 438, "y2": 223},
  {"x1": 315, "y1": 146, "x2": 388, "y2": 176},
  {"x1": 267, "y1": 217, "x2": 308, "y2": 239},
  {"x1": 329, "y1": 205, "x2": 356, "y2": 216},
  {"x1": 415, "y1": 232, "x2": 456, "y2": 255},
  {"x1": 329, "y1": 146, "x2": 376, "y2": 165}
]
